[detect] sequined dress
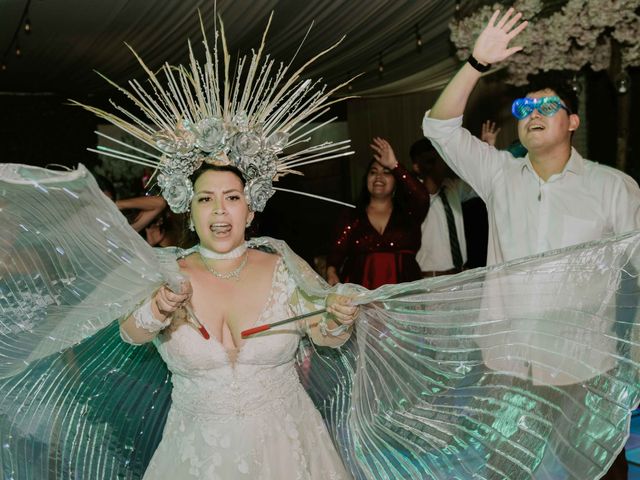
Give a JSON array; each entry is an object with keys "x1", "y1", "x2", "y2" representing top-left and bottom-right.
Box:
[
  {"x1": 327, "y1": 164, "x2": 429, "y2": 289},
  {"x1": 141, "y1": 257, "x2": 350, "y2": 479}
]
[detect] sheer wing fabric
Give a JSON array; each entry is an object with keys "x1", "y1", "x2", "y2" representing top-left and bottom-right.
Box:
[{"x1": 1, "y1": 164, "x2": 639, "y2": 480}]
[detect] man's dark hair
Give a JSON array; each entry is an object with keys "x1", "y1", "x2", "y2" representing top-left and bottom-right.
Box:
[
  {"x1": 409, "y1": 137, "x2": 437, "y2": 163},
  {"x1": 523, "y1": 73, "x2": 579, "y2": 115}
]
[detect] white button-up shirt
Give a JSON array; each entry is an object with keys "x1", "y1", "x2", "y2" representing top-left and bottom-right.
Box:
[
  {"x1": 423, "y1": 113, "x2": 640, "y2": 265},
  {"x1": 416, "y1": 177, "x2": 477, "y2": 271},
  {"x1": 423, "y1": 112, "x2": 640, "y2": 385}
]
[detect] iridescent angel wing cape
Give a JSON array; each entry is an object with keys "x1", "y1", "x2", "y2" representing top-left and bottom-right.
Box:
[{"x1": 1, "y1": 164, "x2": 640, "y2": 479}]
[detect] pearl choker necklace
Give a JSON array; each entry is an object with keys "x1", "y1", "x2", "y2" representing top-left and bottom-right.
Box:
[{"x1": 198, "y1": 242, "x2": 248, "y2": 260}]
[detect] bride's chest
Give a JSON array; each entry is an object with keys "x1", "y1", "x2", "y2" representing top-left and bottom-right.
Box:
[{"x1": 156, "y1": 320, "x2": 301, "y2": 374}]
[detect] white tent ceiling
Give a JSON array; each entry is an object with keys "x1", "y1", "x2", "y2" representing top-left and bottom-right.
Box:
[{"x1": 0, "y1": 0, "x2": 479, "y2": 97}]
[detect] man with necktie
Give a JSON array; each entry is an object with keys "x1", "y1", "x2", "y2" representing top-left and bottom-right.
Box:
[{"x1": 411, "y1": 137, "x2": 485, "y2": 276}]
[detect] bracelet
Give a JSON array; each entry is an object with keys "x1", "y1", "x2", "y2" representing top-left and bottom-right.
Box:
[{"x1": 467, "y1": 54, "x2": 491, "y2": 73}]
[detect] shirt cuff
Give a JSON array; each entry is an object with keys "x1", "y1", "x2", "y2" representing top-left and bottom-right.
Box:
[{"x1": 422, "y1": 109, "x2": 464, "y2": 141}]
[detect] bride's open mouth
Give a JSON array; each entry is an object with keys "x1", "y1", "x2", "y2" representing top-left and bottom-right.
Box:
[{"x1": 210, "y1": 223, "x2": 232, "y2": 235}]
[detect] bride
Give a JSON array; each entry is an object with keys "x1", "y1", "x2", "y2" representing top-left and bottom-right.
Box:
[{"x1": 120, "y1": 164, "x2": 358, "y2": 479}]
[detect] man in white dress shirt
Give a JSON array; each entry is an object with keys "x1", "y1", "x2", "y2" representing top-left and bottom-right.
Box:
[
  {"x1": 423, "y1": 14, "x2": 640, "y2": 266},
  {"x1": 422, "y1": 9, "x2": 640, "y2": 478}
]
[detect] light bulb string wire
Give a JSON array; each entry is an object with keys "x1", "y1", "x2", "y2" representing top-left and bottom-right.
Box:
[{"x1": 2, "y1": 0, "x2": 32, "y2": 67}]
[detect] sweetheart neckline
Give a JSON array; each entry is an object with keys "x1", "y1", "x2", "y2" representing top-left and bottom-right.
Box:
[{"x1": 200, "y1": 256, "x2": 283, "y2": 364}]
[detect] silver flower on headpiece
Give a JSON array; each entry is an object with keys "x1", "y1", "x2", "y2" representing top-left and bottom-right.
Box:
[
  {"x1": 244, "y1": 177, "x2": 275, "y2": 212},
  {"x1": 231, "y1": 131, "x2": 263, "y2": 158},
  {"x1": 153, "y1": 128, "x2": 196, "y2": 157},
  {"x1": 256, "y1": 153, "x2": 278, "y2": 179},
  {"x1": 157, "y1": 174, "x2": 194, "y2": 213},
  {"x1": 265, "y1": 131, "x2": 289, "y2": 152},
  {"x1": 231, "y1": 111, "x2": 250, "y2": 132},
  {"x1": 188, "y1": 117, "x2": 226, "y2": 153}
]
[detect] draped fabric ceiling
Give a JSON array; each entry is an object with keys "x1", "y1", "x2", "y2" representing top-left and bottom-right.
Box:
[{"x1": 0, "y1": 0, "x2": 476, "y2": 98}]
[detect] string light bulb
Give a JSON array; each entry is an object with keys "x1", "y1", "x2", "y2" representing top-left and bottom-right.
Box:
[
  {"x1": 415, "y1": 24, "x2": 422, "y2": 53},
  {"x1": 24, "y1": 19, "x2": 31, "y2": 34},
  {"x1": 454, "y1": 0, "x2": 461, "y2": 19},
  {"x1": 15, "y1": 45, "x2": 21, "y2": 57},
  {"x1": 1, "y1": 63, "x2": 6, "y2": 71},
  {"x1": 378, "y1": 52, "x2": 384, "y2": 78},
  {"x1": 616, "y1": 71, "x2": 630, "y2": 94}
]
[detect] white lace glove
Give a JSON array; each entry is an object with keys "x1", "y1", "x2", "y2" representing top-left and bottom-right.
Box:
[{"x1": 133, "y1": 299, "x2": 172, "y2": 333}]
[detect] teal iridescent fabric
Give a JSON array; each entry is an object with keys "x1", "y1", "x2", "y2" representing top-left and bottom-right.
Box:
[{"x1": 1, "y1": 164, "x2": 639, "y2": 479}]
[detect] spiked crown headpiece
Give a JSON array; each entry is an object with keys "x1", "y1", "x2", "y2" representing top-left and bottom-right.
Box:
[{"x1": 74, "y1": 14, "x2": 354, "y2": 213}]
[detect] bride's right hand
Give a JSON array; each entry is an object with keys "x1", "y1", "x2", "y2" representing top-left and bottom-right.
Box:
[{"x1": 151, "y1": 282, "x2": 193, "y2": 320}]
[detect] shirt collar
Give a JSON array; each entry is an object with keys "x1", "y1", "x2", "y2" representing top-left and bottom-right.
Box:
[{"x1": 521, "y1": 147, "x2": 585, "y2": 179}]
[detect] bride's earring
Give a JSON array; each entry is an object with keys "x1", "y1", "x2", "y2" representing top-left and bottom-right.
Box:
[{"x1": 188, "y1": 217, "x2": 195, "y2": 231}]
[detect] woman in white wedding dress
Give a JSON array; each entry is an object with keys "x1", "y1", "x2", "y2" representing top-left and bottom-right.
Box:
[{"x1": 120, "y1": 164, "x2": 358, "y2": 480}]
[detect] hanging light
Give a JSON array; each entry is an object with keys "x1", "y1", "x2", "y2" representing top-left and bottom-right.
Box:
[
  {"x1": 415, "y1": 24, "x2": 422, "y2": 53},
  {"x1": 24, "y1": 18, "x2": 31, "y2": 34},
  {"x1": 1, "y1": 63, "x2": 7, "y2": 71},
  {"x1": 616, "y1": 71, "x2": 630, "y2": 94},
  {"x1": 15, "y1": 45, "x2": 21, "y2": 57},
  {"x1": 570, "y1": 74, "x2": 582, "y2": 95}
]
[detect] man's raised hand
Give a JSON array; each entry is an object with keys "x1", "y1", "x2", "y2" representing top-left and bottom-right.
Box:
[{"x1": 473, "y1": 8, "x2": 528, "y2": 66}]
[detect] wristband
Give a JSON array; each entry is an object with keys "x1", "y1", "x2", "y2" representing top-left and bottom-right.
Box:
[
  {"x1": 467, "y1": 54, "x2": 491, "y2": 73},
  {"x1": 319, "y1": 317, "x2": 352, "y2": 337},
  {"x1": 133, "y1": 299, "x2": 172, "y2": 333}
]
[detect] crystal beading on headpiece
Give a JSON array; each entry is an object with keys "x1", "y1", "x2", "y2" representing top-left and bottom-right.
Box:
[{"x1": 74, "y1": 13, "x2": 357, "y2": 213}]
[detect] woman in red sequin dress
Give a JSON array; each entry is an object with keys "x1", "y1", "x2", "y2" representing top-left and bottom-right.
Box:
[{"x1": 326, "y1": 138, "x2": 429, "y2": 289}]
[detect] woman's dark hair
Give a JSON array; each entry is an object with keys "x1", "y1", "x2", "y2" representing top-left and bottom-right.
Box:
[{"x1": 355, "y1": 158, "x2": 406, "y2": 211}]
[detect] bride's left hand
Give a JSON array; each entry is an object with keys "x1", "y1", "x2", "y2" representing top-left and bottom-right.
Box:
[{"x1": 326, "y1": 294, "x2": 359, "y2": 325}]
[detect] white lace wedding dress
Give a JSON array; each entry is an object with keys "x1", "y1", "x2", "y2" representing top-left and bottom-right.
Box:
[{"x1": 141, "y1": 257, "x2": 350, "y2": 479}]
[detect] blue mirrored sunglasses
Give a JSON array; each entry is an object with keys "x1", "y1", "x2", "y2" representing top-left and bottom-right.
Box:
[{"x1": 511, "y1": 96, "x2": 571, "y2": 120}]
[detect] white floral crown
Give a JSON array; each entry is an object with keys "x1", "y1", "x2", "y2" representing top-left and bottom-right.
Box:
[{"x1": 74, "y1": 14, "x2": 355, "y2": 213}]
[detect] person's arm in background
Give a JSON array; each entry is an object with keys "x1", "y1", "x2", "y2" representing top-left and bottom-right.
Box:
[
  {"x1": 116, "y1": 195, "x2": 167, "y2": 232},
  {"x1": 423, "y1": 9, "x2": 528, "y2": 200},
  {"x1": 481, "y1": 120, "x2": 501, "y2": 147}
]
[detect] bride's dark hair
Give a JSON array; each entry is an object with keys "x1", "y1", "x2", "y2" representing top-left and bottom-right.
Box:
[{"x1": 190, "y1": 164, "x2": 246, "y2": 185}]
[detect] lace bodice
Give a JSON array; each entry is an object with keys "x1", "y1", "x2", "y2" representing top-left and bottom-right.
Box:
[{"x1": 153, "y1": 256, "x2": 303, "y2": 417}]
